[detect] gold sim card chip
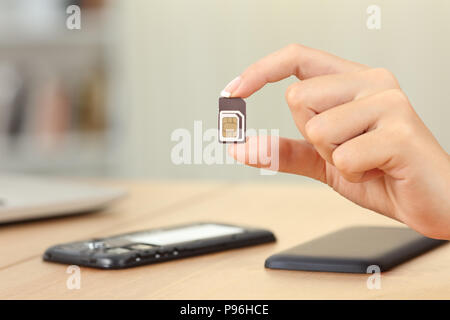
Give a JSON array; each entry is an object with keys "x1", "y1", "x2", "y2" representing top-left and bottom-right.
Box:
[
  {"x1": 222, "y1": 116, "x2": 238, "y2": 137},
  {"x1": 218, "y1": 97, "x2": 246, "y2": 143}
]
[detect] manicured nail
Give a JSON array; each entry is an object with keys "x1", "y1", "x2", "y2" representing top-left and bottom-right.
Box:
[{"x1": 220, "y1": 76, "x2": 241, "y2": 97}]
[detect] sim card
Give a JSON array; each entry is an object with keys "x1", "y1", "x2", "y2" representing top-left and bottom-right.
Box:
[{"x1": 218, "y1": 97, "x2": 246, "y2": 143}]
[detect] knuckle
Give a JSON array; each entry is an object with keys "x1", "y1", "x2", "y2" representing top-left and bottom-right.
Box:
[
  {"x1": 285, "y1": 43, "x2": 303, "y2": 54},
  {"x1": 285, "y1": 82, "x2": 307, "y2": 111},
  {"x1": 332, "y1": 147, "x2": 352, "y2": 174},
  {"x1": 305, "y1": 117, "x2": 326, "y2": 145},
  {"x1": 394, "y1": 122, "x2": 415, "y2": 143},
  {"x1": 369, "y1": 68, "x2": 400, "y2": 88},
  {"x1": 383, "y1": 88, "x2": 415, "y2": 117},
  {"x1": 285, "y1": 83, "x2": 297, "y2": 105},
  {"x1": 385, "y1": 88, "x2": 409, "y2": 106}
]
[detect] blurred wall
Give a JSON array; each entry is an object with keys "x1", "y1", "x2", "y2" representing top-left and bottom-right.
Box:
[
  {"x1": 0, "y1": 0, "x2": 113, "y2": 176},
  {"x1": 111, "y1": 0, "x2": 450, "y2": 181}
]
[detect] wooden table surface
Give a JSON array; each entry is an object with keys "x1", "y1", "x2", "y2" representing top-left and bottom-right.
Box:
[{"x1": 0, "y1": 180, "x2": 449, "y2": 299}]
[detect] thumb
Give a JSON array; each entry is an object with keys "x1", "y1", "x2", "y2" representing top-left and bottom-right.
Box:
[{"x1": 228, "y1": 135, "x2": 326, "y2": 183}]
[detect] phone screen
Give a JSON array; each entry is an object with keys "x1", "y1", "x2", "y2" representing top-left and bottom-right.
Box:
[{"x1": 124, "y1": 224, "x2": 244, "y2": 246}]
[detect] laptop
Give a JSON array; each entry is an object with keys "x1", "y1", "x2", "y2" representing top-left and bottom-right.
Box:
[{"x1": 0, "y1": 175, "x2": 126, "y2": 224}]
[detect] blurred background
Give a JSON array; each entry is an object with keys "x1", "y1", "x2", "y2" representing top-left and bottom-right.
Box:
[{"x1": 0, "y1": 0, "x2": 449, "y2": 182}]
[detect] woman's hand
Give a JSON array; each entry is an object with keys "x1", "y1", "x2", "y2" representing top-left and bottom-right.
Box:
[{"x1": 225, "y1": 44, "x2": 450, "y2": 239}]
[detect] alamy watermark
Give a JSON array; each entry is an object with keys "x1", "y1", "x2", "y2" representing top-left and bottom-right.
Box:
[
  {"x1": 66, "y1": 5, "x2": 81, "y2": 30},
  {"x1": 366, "y1": 265, "x2": 381, "y2": 290},
  {"x1": 170, "y1": 121, "x2": 280, "y2": 175},
  {"x1": 66, "y1": 265, "x2": 81, "y2": 290},
  {"x1": 366, "y1": 5, "x2": 381, "y2": 30}
]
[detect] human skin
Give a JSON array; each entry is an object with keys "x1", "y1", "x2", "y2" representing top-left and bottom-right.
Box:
[{"x1": 224, "y1": 44, "x2": 450, "y2": 239}]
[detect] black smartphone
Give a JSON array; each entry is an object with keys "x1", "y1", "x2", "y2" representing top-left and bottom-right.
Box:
[
  {"x1": 43, "y1": 222, "x2": 276, "y2": 269},
  {"x1": 265, "y1": 226, "x2": 447, "y2": 273}
]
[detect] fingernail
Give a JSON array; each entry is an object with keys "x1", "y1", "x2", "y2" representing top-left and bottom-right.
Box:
[{"x1": 220, "y1": 76, "x2": 241, "y2": 97}]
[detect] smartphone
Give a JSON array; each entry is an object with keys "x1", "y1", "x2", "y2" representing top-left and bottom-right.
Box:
[
  {"x1": 43, "y1": 222, "x2": 276, "y2": 269},
  {"x1": 265, "y1": 226, "x2": 447, "y2": 273}
]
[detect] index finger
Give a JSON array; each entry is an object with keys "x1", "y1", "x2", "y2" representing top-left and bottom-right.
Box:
[{"x1": 231, "y1": 44, "x2": 368, "y2": 98}]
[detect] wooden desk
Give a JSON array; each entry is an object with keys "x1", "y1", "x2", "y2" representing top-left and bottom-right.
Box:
[{"x1": 0, "y1": 180, "x2": 449, "y2": 299}]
